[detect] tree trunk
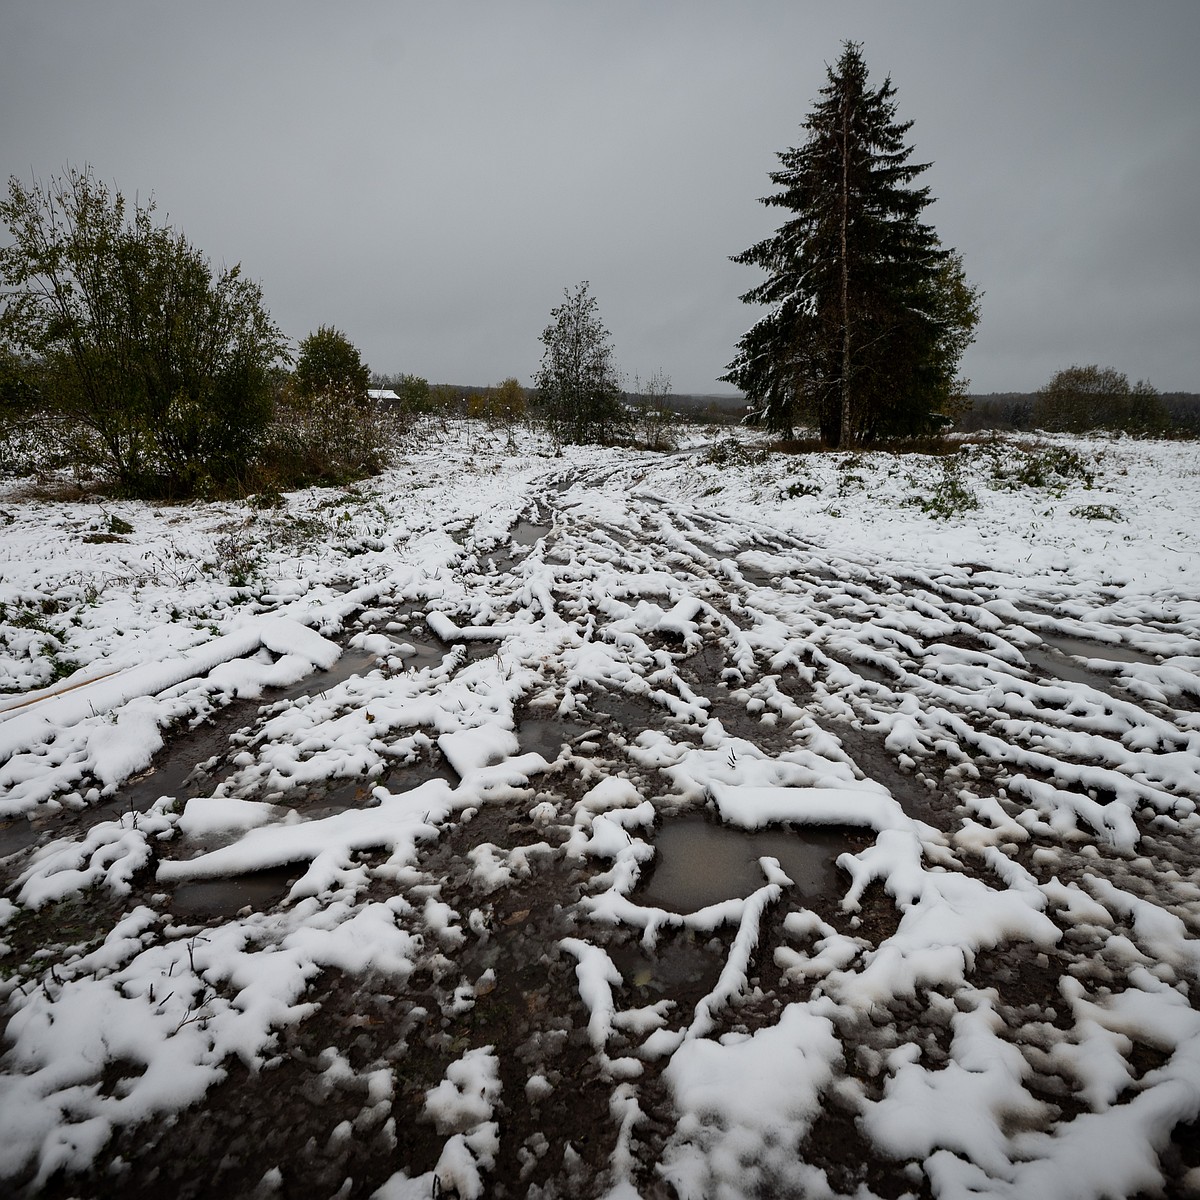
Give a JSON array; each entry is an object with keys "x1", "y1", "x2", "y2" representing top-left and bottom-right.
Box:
[{"x1": 839, "y1": 84, "x2": 853, "y2": 449}]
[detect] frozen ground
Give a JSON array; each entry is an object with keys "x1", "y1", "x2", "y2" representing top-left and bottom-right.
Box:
[{"x1": 1, "y1": 423, "x2": 1199, "y2": 1198}]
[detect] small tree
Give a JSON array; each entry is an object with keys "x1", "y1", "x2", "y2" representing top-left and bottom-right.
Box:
[
  {"x1": 492, "y1": 377, "x2": 527, "y2": 423},
  {"x1": 292, "y1": 324, "x2": 369, "y2": 402},
  {"x1": 1033, "y1": 365, "x2": 1167, "y2": 434},
  {"x1": 264, "y1": 325, "x2": 385, "y2": 486},
  {"x1": 0, "y1": 166, "x2": 288, "y2": 495},
  {"x1": 394, "y1": 373, "x2": 433, "y2": 415},
  {"x1": 535, "y1": 282, "x2": 627, "y2": 444},
  {"x1": 468, "y1": 378, "x2": 527, "y2": 424},
  {"x1": 632, "y1": 371, "x2": 677, "y2": 450}
]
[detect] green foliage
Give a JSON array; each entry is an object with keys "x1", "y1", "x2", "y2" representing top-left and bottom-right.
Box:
[
  {"x1": 292, "y1": 325, "x2": 369, "y2": 402},
  {"x1": 260, "y1": 381, "x2": 392, "y2": 489},
  {"x1": 722, "y1": 42, "x2": 980, "y2": 448},
  {"x1": 908, "y1": 457, "x2": 979, "y2": 518},
  {"x1": 988, "y1": 442, "x2": 1097, "y2": 492},
  {"x1": 468, "y1": 377, "x2": 528, "y2": 423},
  {"x1": 392, "y1": 374, "x2": 434, "y2": 414},
  {"x1": 253, "y1": 327, "x2": 396, "y2": 490},
  {"x1": 1033, "y1": 365, "x2": 1167, "y2": 435},
  {"x1": 0, "y1": 346, "x2": 40, "y2": 427},
  {"x1": 1070, "y1": 502, "x2": 1121, "y2": 521},
  {"x1": 0, "y1": 166, "x2": 289, "y2": 497},
  {"x1": 0, "y1": 598, "x2": 79, "y2": 691},
  {"x1": 702, "y1": 434, "x2": 767, "y2": 467},
  {"x1": 535, "y1": 282, "x2": 628, "y2": 444},
  {"x1": 781, "y1": 478, "x2": 820, "y2": 498}
]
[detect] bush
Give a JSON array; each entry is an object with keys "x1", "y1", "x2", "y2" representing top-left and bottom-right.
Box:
[
  {"x1": 0, "y1": 166, "x2": 289, "y2": 497},
  {"x1": 257, "y1": 379, "x2": 393, "y2": 490},
  {"x1": 1033, "y1": 365, "x2": 1167, "y2": 435},
  {"x1": 988, "y1": 443, "x2": 1097, "y2": 491},
  {"x1": 702, "y1": 434, "x2": 767, "y2": 466},
  {"x1": 908, "y1": 457, "x2": 979, "y2": 518},
  {"x1": 293, "y1": 325, "x2": 370, "y2": 402}
]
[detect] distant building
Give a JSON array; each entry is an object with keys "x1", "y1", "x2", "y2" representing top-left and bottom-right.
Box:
[{"x1": 367, "y1": 389, "x2": 399, "y2": 403}]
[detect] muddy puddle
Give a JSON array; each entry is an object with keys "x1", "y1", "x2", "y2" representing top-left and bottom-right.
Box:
[
  {"x1": 167, "y1": 865, "x2": 299, "y2": 921},
  {"x1": 391, "y1": 637, "x2": 450, "y2": 671},
  {"x1": 580, "y1": 688, "x2": 677, "y2": 742},
  {"x1": 634, "y1": 813, "x2": 855, "y2": 912},
  {"x1": 481, "y1": 519, "x2": 553, "y2": 574},
  {"x1": 287, "y1": 755, "x2": 458, "y2": 814},
  {"x1": 518, "y1": 717, "x2": 594, "y2": 760},
  {"x1": 511, "y1": 519, "x2": 551, "y2": 547},
  {"x1": 608, "y1": 930, "x2": 719, "y2": 995},
  {"x1": 1039, "y1": 632, "x2": 1159, "y2": 666},
  {"x1": 269, "y1": 644, "x2": 384, "y2": 703},
  {"x1": 0, "y1": 817, "x2": 39, "y2": 858},
  {"x1": 1023, "y1": 646, "x2": 1125, "y2": 694},
  {"x1": 833, "y1": 654, "x2": 896, "y2": 686}
]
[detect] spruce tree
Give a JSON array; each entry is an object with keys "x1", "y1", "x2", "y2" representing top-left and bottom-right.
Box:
[{"x1": 722, "y1": 42, "x2": 979, "y2": 446}]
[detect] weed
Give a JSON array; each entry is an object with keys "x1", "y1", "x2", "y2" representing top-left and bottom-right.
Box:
[
  {"x1": 703, "y1": 435, "x2": 767, "y2": 467},
  {"x1": 781, "y1": 479, "x2": 821, "y2": 499},
  {"x1": 211, "y1": 531, "x2": 262, "y2": 588},
  {"x1": 989, "y1": 443, "x2": 1097, "y2": 492},
  {"x1": 1070, "y1": 503, "x2": 1122, "y2": 521},
  {"x1": 908, "y1": 458, "x2": 979, "y2": 518},
  {"x1": 248, "y1": 489, "x2": 285, "y2": 511},
  {"x1": 103, "y1": 511, "x2": 134, "y2": 536}
]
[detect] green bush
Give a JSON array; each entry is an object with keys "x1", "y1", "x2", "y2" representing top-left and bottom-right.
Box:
[
  {"x1": 909, "y1": 457, "x2": 979, "y2": 518},
  {"x1": 0, "y1": 167, "x2": 288, "y2": 497}
]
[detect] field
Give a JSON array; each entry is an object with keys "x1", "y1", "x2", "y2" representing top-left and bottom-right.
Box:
[{"x1": 2, "y1": 424, "x2": 1199, "y2": 1198}]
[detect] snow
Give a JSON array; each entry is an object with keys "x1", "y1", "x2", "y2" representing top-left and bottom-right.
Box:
[{"x1": 2, "y1": 424, "x2": 1200, "y2": 1195}]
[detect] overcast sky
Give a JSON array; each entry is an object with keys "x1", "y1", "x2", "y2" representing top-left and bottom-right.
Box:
[{"x1": 3, "y1": 2, "x2": 1198, "y2": 395}]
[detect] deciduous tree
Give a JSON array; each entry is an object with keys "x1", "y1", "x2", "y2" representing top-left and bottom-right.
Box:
[
  {"x1": 292, "y1": 325, "x2": 369, "y2": 402},
  {"x1": 0, "y1": 166, "x2": 288, "y2": 494},
  {"x1": 1033, "y1": 365, "x2": 1166, "y2": 434},
  {"x1": 535, "y1": 282, "x2": 627, "y2": 444}
]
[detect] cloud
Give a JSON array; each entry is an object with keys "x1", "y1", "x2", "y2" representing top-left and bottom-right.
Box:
[{"x1": 3, "y1": 1, "x2": 1197, "y2": 393}]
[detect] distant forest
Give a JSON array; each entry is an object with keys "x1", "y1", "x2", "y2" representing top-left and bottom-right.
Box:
[
  {"x1": 437, "y1": 387, "x2": 1200, "y2": 434},
  {"x1": 955, "y1": 392, "x2": 1200, "y2": 436}
]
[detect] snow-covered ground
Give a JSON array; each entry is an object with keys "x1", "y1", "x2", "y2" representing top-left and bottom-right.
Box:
[{"x1": 1, "y1": 423, "x2": 1199, "y2": 1198}]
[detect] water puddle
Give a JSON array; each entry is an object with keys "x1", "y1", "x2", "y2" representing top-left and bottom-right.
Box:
[
  {"x1": 518, "y1": 717, "x2": 594, "y2": 760},
  {"x1": 511, "y1": 520, "x2": 551, "y2": 547},
  {"x1": 580, "y1": 689, "x2": 668, "y2": 740},
  {"x1": 834, "y1": 655, "x2": 895, "y2": 687},
  {"x1": 0, "y1": 817, "x2": 39, "y2": 858},
  {"x1": 286, "y1": 755, "x2": 458, "y2": 814},
  {"x1": 738, "y1": 563, "x2": 775, "y2": 590},
  {"x1": 607, "y1": 932, "x2": 717, "y2": 995},
  {"x1": 270, "y1": 645, "x2": 383, "y2": 703},
  {"x1": 168, "y1": 866, "x2": 298, "y2": 920},
  {"x1": 635, "y1": 814, "x2": 856, "y2": 913},
  {"x1": 1023, "y1": 646, "x2": 1123, "y2": 694},
  {"x1": 1040, "y1": 633, "x2": 1158, "y2": 666},
  {"x1": 394, "y1": 638, "x2": 450, "y2": 671}
]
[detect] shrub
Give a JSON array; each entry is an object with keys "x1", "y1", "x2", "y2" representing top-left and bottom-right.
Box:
[{"x1": 0, "y1": 166, "x2": 288, "y2": 497}]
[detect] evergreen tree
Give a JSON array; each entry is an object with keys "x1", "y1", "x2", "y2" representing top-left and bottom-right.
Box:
[
  {"x1": 535, "y1": 282, "x2": 627, "y2": 444},
  {"x1": 722, "y1": 42, "x2": 979, "y2": 447}
]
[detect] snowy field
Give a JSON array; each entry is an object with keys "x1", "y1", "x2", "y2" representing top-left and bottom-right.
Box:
[{"x1": 1, "y1": 423, "x2": 1199, "y2": 1198}]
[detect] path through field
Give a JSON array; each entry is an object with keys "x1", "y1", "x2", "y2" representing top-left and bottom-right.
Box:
[{"x1": 2, "y1": 430, "x2": 1199, "y2": 1198}]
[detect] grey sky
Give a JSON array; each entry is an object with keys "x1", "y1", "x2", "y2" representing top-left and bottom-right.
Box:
[{"x1": 3, "y1": 1, "x2": 1198, "y2": 395}]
